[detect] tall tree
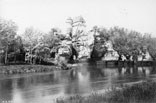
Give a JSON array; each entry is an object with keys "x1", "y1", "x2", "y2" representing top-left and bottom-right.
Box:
[
  {"x1": 22, "y1": 27, "x2": 44, "y2": 64},
  {"x1": 109, "y1": 27, "x2": 143, "y2": 61},
  {"x1": 145, "y1": 35, "x2": 156, "y2": 60},
  {"x1": 42, "y1": 28, "x2": 61, "y2": 49},
  {"x1": 0, "y1": 19, "x2": 18, "y2": 64},
  {"x1": 22, "y1": 27, "x2": 44, "y2": 47}
]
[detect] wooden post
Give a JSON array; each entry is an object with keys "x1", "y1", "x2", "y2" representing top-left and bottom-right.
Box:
[
  {"x1": 4, "y1": 45, "x2": 8, "y2": 64},
  {"x1": 30, "y1": 49, "x2": 32, "y2": 64}
]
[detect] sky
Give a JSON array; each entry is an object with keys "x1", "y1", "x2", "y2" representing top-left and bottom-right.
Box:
[{"x1": 0, "y1": 0, "x2": 156, "y2": 36}]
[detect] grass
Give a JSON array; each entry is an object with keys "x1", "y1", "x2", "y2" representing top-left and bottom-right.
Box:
[
  {"x1": 0, "y1": 65, "x2": 61, "y2": 74},
  {"x1": 56, "y1": 81, "x2": 156, "y2": 103}
]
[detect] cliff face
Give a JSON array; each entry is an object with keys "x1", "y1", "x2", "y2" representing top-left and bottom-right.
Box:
[
  {"x1": 75, "y1": 33, "x2": 94, "y2": 59},
  {"x1": 102, "y1": 41, "x2": 119, "y2": 61},
  {"x1": 52, "y1": 33, "x2": 153, "y2": 63},
  {"x1": 71, "y1": 31, "x2": 116, "y2": 60},
  {"x1": 56, "y1": 40, "x2": 72, "y2": 60}
]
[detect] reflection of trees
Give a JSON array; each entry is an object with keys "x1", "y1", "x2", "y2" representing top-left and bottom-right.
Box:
[
  {"x1": 0, "y1": 79, "x2": 13, "y2": 101},
  {"x1": 118, "y1": 66, "x2": 154, "y2": 77},
  {"x1": 150, "y1": 66, "x2": 156, "y2": 74},
  {"x1": 0, "y1": 72, "x2": 71, "y2": 102},
  {"x1": 69, "y1": 69, "x2": 78, "y2": 81},
  {"x1": 132, "y1": 65, "x2": 138, "y2": 74},
  {"x1": 65, "y1": 64, "x2": 91, "y2": 95},
  {"x1": 141, "y1": 67, "x2": 147, "y2": 76},
  {"x1": 89, "y1": 68, "x2": 105, "y2": 79},
  {"x1": 125, "y1": 66, "x2": 131, "y2": 74},
  {"x1": 78, "y1": 70, "x2": 91, "y2": 94},
  {"x1": 11, "y1": 73, "x2": 63, "y2": 90},
  {"x1": 88, "y1": 64, "x2": 106, "y2": 79},
  {"x1": 117, "y1": 66, "x2": 123, "y2": 74},
  {"x1": 121, "y1": 66, "x2": 139, "y2": 75}
]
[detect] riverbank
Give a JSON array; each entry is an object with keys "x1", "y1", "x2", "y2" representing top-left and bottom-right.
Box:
[
  {"x1": 56, "y1": 81, "x2": 156, "y2": 103},
  {"x1": 0, "y1": 65, "x2": 62, "y2": 74},
  {"x1": 96, "y1": 60, "x2": 155, "y2": 68},
  {"x1": 0, "y1": 60, "x2": 155, "y2": 75}
]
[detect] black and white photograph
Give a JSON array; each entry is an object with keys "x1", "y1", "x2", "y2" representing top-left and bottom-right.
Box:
[{"x1": 0, "y1": 0, "x2": 156, "y2": 103}]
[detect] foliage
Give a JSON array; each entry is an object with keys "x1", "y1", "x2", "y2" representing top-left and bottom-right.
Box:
[
  {"x1": 108, "y1": 27, "x2": 144, "y2": 61},
  {"x1": 98, "y1": 27, "x2": 110, "y2": 41},
  {"x1": 32, "y1": 43, "x2": 51, "y2": 60},
  {"x1": 0, "y1": 19, "x2": 18, "y2": 63},
  {"x1": 147, "y1": 38, "x2": 156, "y2": 60},
  {"x1": 22, "y1": 27, "x2": 44, "y2": 48},
  {"x1": 0, "y1": 19, "x2": 18, "y2": 48},
  {"x1": 42, "y1": 28, "x2": 62, "y2": 48},
  {"x1": 8, "y1": 36, "x2": 23, "y2": 53}
]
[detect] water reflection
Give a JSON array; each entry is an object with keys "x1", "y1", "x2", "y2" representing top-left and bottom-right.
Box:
[{"x1": 0, "y1": 64, "x2": 156, "y2": 103}]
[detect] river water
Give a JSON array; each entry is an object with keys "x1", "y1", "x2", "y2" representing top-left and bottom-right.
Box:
[{"x1": 0, "y1": 63, "x2": 156, "y2": 103}]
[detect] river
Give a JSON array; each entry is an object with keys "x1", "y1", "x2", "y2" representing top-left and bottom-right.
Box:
[{"x1": 0, "y1": 63, "x2": 156, "y2": 103}]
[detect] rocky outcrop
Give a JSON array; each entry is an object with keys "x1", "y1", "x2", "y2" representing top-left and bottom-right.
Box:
[
  {"x1": 102, "y1": 41, "x2": 119, "y2": 61},
  {"x1": 72, "y1": 32, "x2": 94, "y2": 60}
]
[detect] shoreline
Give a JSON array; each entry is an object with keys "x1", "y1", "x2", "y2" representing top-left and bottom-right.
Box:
[
  {"x1": 0, "y1": 60, "x2": 155, "y2": 75},
  {"x1": 96, "y1": 60, "x2": 154, "y2": 67},
  {"x1": 0, "y1": 65, "x2": 61, "y2": 74}
]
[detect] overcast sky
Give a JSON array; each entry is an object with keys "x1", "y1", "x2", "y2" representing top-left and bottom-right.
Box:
[{"x1": 0, "y1": 0, "x2": 156, "y2": 36}]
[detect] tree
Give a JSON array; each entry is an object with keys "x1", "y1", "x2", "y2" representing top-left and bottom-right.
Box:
[
  {"x1": 145, "y1": 36, "x2": 156, "y2": 60},
  {"x1": 32, "y1": 43, "x2": 51, "y2": 64},
  {"x1": 0, "y1": 19, "x2": 18, "y2": 64},
  {"x1": 109, "y1": 27, "x2": 143, "y2": 61},
  {"x1": 42, "y1": 28, "x2": 61, "y2": 49},
  {"x1": 22, "y1": 27, "x2": 44, "y2": 64},
  {"x1": 22, "y1": 27, "x2": 44, "y2": 47},
  {"x1": 5, "y1": 35, "x2": 25, "y2": 63},
  {"x1": 98, "y1": 27, "x2": 110, "y2": 41}
]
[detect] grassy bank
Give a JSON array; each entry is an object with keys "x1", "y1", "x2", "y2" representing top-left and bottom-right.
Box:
[
  {"x1": 56, "y1": 81, "x2": 156, "y2": 103},
  {"x1": 0, "y1": 65, "x2": 61, "y2": 74}
]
